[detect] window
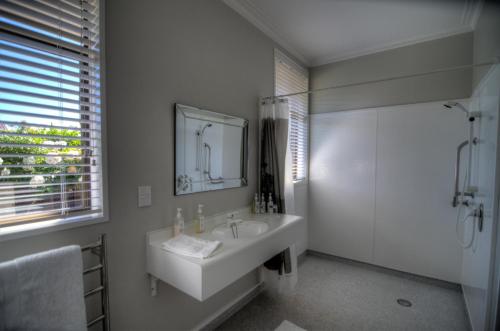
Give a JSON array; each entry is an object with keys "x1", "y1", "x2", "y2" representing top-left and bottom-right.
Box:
[
  {"x1": 274, "y1": 49, "x2": 309, "y2": 182},
  {"x1": 0, "y1": 0, "x2": 103, "y2": 229}
]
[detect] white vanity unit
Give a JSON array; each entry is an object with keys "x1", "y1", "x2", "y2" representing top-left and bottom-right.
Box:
[{"x1": 146, "y1": 210, "x2": 304, "y2": 301}]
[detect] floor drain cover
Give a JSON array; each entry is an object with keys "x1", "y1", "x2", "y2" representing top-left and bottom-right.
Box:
[{"x1": 397, "y1": 298, "x2": 412, "y2": 307}]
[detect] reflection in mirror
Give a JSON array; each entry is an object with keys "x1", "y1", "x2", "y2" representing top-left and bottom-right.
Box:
[{"x1": 175, "y1": 104, "x2": 248, "y2": 195}]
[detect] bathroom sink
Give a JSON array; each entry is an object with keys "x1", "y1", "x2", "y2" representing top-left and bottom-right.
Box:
[
  {"x1": 147, "y1": 212, "x2": 304, "y2": 301},
  {"x1": 211, "y1": 220, "x2": 269, "y2": 239}
]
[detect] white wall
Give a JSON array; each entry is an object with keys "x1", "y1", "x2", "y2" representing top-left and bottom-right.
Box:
[
  {"x1": 309, "y1": 100, "x2": 467, "y2": 282},
  {"x1": 293, "y1": 181, "x2": 309, "y2": 255},
  {"x1": 310, "y1": 32, "x2": 472, "y2": 114}
]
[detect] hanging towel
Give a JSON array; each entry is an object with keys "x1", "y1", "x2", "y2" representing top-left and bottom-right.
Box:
[
  {"x1": 161, "y1": 234, "x2": 221, "y2": 259},
  {"x1": 0, "y1": 245, "x2": 87, "y2": 331},
  {"x1": 261, "y1": 244, "x2": 298, "y2": 294}
]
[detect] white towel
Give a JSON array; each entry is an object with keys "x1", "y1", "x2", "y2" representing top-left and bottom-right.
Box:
[
  {"x1": 161, "y1": 234, "x2": 221, "y2": 259},
  {"x1": 0, "y1": 245, "x2": 87, "y2": 331},
  {"x1": 275, "y1": 320, "x2": 306, "y2": 331}
]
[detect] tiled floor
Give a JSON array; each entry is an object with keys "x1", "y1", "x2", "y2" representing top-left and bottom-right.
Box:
[{"x1": 216, "y1": 254, "x2": 470, "y2": 331}]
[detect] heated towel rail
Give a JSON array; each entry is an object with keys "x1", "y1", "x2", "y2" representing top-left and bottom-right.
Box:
[{"x1": 81, "y1": 234, "x2": 110, "y2": 330}]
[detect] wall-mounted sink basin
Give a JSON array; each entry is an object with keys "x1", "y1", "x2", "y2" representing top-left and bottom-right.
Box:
[
  {"x1": 146, "y1": 210, "x2": 304, "y2": 301},
  {"x1": 211, "y1": 220, "x2": 269, "y2": 239}
]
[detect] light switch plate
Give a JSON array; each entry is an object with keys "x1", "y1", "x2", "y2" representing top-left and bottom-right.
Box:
[{"x1": 138, "y1": 185, "x2": 152, "y2": 207}]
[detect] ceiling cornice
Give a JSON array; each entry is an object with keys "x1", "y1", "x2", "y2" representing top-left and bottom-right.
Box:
[
  {"x1": 222, "y1": 0, "x2": 311, "y2": 66},
  {"x1": 223, "y1": 0, "x2": 484, "y2": 68},
  {"x1": 310, "y1": 25, "x2": 474, "y2": 67}
]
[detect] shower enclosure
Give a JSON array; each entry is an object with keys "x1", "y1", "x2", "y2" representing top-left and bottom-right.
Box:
[
  {"x1": 460, "y1": 66, "x2": 500, "y2": 330},
  {"x1": 305, "y1": 52, "x2": 500, "y2": 330}
]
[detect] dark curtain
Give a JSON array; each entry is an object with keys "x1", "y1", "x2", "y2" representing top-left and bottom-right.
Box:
[
  {"x1": 260, "y1": 117, "x2": 283, "y2": 212},
  {"x1": 260, "y1": 101, "x2": 288, "y2": 213}
]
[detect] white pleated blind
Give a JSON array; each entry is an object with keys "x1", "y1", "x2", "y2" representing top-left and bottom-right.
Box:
[
  {"x1": 274, "y1": 49, "x2": 308, "y2": 182},
  {"x1": 0, "y1": 0, "x2": 102, "y2": 226}
]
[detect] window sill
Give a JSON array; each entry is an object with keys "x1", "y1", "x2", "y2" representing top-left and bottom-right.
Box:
[
  {"x1": 0, "y1": 213, "x2": 108, "y2": 242},
  {"x1": 293, "y1": 179, "x2": 308, "y2": 186}
]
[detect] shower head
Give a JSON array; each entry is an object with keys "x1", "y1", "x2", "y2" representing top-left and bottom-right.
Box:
[
  {"x1": 443, "y1": 101, "x2": 469, "y2": 115},
  {"x1": 200, "y1": 123, "x2": 212, "y2": 135}
]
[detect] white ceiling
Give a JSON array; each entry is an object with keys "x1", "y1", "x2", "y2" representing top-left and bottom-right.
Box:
[{"x1": 223, "y1": 0, "x2": 483, "y2": 67}]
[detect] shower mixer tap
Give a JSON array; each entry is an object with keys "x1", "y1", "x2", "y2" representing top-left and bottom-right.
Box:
[{"x1": 452, "y1": 137, "x2": 478, "y2": 207}]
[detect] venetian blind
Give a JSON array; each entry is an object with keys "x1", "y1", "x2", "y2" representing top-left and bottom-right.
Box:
[
  {"x1": 0, "y1": 0, "x2": 102, "y2": 226},
  {"x1": 274, "y1": 49, "x2": 309, "y2": 181}
]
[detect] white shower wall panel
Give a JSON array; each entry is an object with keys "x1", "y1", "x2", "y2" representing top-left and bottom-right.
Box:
[
  {"x1": 374, "y1": 102, "x2": 466, "y2": 283},
  {"x1": 309, "y1": 110, "x2": 377, "y2": 263},
  {"x1": 309, "y1": 101, "x2": 467, "y2": 282}
]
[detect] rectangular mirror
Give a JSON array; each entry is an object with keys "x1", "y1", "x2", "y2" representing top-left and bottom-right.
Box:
[{"x1": 175, "y1": 104, "x2": 248, "y2": 195}]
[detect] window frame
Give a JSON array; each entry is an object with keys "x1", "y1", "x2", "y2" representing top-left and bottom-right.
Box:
[{"x1": 0, "y1": 0, "x2": 108, "y2": 241}]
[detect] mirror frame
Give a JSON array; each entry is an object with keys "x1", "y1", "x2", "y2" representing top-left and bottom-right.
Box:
[{"x1": 174, "y1": 103, "x2": 249, "y2": 196}]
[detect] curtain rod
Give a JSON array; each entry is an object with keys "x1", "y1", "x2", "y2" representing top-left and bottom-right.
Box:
[{"x1": 262, "y1": 59, "x2": 499, "y2": 101}]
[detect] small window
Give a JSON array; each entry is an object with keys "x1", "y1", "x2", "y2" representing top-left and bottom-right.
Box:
[
  {"x1": 274, "y1": 49, "x2": 309, "y2": 182},
  {"x1": 0, "y1": 0, "x2": 103, "y2": 230}
]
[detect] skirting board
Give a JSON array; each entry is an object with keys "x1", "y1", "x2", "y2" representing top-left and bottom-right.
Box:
[{"x1": 307, "y1": 250, "x2": 462, "y2": 291}]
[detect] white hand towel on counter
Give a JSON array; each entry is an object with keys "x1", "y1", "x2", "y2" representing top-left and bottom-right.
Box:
[
  {"x1": 161, "y1": 234, "x2": 221, "y2": 259},
  {"x1": 0, "y1": 245, "x2": 87, "y2": 331}
]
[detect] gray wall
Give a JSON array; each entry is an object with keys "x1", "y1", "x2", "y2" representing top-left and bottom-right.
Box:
[
  {"x1": 310, "y1": 32, "x2": 473, "y2": 113},
  {"x1": 0, "y1": 1, "x2": 297, "y2": 330},
  {"x1": 473, "y1": 1, "x2": 500, "y2": 88}
]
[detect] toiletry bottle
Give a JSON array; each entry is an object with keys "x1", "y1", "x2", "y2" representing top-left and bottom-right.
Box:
[
  {"x1": 195, "y1": 204, "x2": 205, "y2": 233},
  {"x1": 260, "y1": 193, "x2": 266, "y2": 213},
  {"x1": 174, "y1": 208, "x2": 184, "y2": 236},
  {"x1": 268, "y1": 193, "x2": 274, "y2": 214},
  {"x1": 253, "y1": 193, "x2": 260, "y2": 214}
]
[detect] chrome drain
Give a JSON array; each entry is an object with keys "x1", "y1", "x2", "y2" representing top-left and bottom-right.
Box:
[{"x1": 397, "y1": 298, "x2": 412, "y2": 307}]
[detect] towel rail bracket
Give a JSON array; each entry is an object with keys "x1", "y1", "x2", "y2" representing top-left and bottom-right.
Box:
[{"x1": 150, "y1": 275, "x2": 158, "y2": 297}]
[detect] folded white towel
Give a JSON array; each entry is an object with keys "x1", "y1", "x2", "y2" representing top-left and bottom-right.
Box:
[{"x1": 161, "y1": 234, "x2": 221, "y2": 259}]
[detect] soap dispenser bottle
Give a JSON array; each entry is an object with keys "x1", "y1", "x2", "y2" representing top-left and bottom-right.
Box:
[
  {"x1": 260, "y1": 193, "x2": 266, "y2": 213},
  {"x1": 195, "y1": 204, "x2": 205, "y2": 233},
  {"x1": 253, "y1": 193, "x2": 260, "y2": 214},
  {"x1": 174, "y1": 208, "x2": 184, "y2": 236},
  {"x1": 268, "y1": 193, "x2": 274, "y2": 214}
]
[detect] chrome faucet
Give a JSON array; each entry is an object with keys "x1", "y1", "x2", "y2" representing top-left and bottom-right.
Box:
[
  {"x1": 230, "y1": 223, "x2": 238, "y2": 239},
  {"x1": 226, "y1": 213, "x2": 239, "y2": 239}
]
